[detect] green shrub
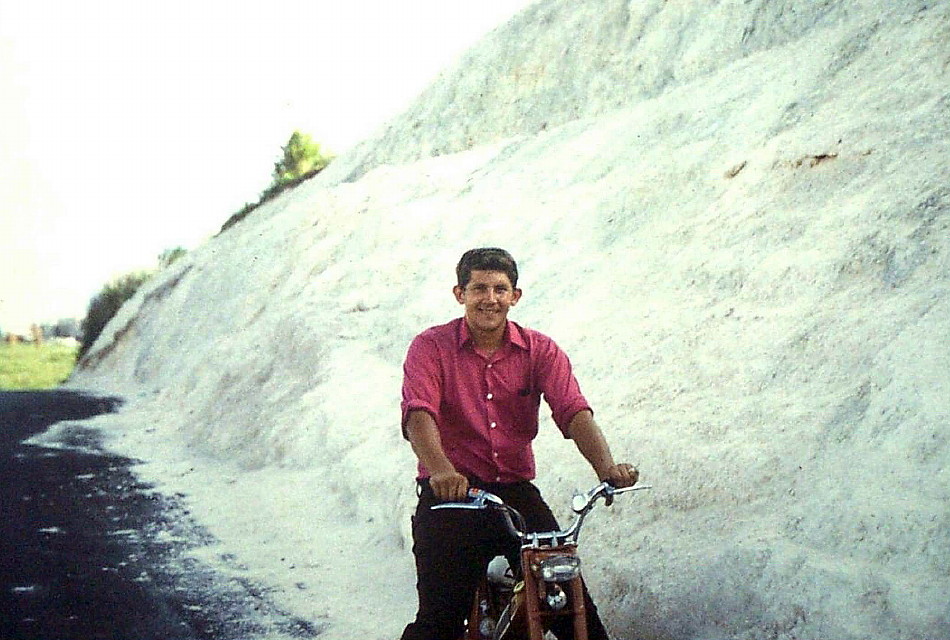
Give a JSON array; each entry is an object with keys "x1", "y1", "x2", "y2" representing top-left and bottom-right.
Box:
[
  {"x1": 272, "y1": 130, "x2": 332, "y2": 187},
  {"x1": 219, "y1": 131, "x2": 333, "y2": 233},
  {"x1": 78, "y1": 271, "x2": 151, "y2": 361},
  {"x1": 159, "y1": 246, "x2": 187, "y2": 269}
]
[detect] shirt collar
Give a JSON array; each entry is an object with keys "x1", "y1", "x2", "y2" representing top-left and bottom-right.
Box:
[{"x1": 456, "y1": 318, "x2": 528, "y2": 351}]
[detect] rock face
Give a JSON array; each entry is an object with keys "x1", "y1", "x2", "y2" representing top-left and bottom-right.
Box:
[{"x1": 73, "y1": 1, "x2": 949, "y2": 639}]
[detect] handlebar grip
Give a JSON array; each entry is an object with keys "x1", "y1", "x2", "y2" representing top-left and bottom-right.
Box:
[{"x1": 431, "y1": 487, "x2": 505, "y2": 511}]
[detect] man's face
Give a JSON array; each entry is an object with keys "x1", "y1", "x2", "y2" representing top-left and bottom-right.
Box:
[{"x1": 454, "y1": 270, "x2": 522, "y2": 336}]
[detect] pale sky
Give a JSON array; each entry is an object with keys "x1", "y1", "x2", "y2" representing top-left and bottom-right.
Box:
[{"x1": 0, "y1": 0, "x2": 533, "y2": 334}]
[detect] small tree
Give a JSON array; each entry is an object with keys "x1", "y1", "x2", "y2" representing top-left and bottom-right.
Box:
[
  {"x1": 272, "y1": 130, "x2": 331, "y2": 187},
  {"x1": 219, "y1": 131, "x2": 333, "y2": 234},
  {"x1": 78, "y1": 271, "x2": 151, "y2": 361},
  {"x1": 159, "y1": 246, "x2": 187, "y2": 269}
]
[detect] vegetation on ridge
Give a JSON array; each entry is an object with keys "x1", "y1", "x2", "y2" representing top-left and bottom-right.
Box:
[
  {"x1": 77, "y1": 271, "x2": 152, "y2": 362},
  {"x1": 75, "y1": 130, "x2": 328, "y2": 362},
  {"x1": 220, "y1": 130, "x2": 333, "y2": 233}
]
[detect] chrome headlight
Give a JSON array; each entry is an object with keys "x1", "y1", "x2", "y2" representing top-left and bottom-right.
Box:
[
  {"x1": 546, "y1": 584, "x2": 568, "y2": 610},
  {"x1": 537, "y1": 555, "x2": 581, "y2": 582}
]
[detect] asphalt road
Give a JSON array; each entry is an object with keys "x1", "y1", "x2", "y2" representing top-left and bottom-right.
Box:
[{"x1": 0, "y1": 390, "x2": 321, "y2": 640}]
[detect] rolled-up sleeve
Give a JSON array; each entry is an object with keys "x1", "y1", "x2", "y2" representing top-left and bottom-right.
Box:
[
  {"x1": 534, "y1": 335, "x2": 591, "y2": 436},
  {"x1": 401, "y1": 332, "x2": 443, "y2": 438}
]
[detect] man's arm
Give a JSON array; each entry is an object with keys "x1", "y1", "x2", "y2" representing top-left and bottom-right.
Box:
[
  {"x1": 404, "y1": 410, "x2": 470, "y2": 501},
  {"x1": 567, "y1": 410, "x2": 639, "y2": 487}
]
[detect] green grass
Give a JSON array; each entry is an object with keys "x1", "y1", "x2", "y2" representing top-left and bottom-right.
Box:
[{"x1": 0, "y1": 341, "x2": 79, "y2": 389}]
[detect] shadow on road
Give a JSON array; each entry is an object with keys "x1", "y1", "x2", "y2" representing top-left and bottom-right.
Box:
[{"x1": 0, "y1": 390, "x2": 321, "y2": 640}]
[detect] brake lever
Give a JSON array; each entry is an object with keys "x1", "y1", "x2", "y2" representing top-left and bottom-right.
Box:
[
  {"x1": 596, "y1": 483, "x2": 653, "y2": 509},
  {"x1": 431, "y1": 502, "x2": 485, "y2": 511},
  {"x1": 431, "y1": 487, "x2": 504, "y2": 511},
  {"x1": 609, "y1": 484, "x2": 653, "y2": 495}
]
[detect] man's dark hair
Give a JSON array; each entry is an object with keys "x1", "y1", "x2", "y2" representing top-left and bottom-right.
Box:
[{"x1": 456, "y1": 248, "x2": 519, "y2": 288}]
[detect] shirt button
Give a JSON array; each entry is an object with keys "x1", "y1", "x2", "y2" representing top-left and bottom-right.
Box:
[
  {"x1": 486, "y1": 393, "x2": 494, "y2": 400},
  {"x1": 493, "y1": 452, "x2": 499, "y2": 458},
  {"x1": 495, "y1": 476, "x2": 502, "y2": 482},
  {"x1": 490, "y1": 422, "x2": 497, "y2": 429},
  {"x1": 487, "y1": 363, "x2": 493, "y2": 369}
]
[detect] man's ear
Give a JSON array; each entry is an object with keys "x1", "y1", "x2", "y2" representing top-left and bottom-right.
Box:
[
  {"x1": 453, "y1": 285, "x2": 465, "y2": 304},
  {"x1": 510, "y1": 288, "x2": 523, "y2": 306}
]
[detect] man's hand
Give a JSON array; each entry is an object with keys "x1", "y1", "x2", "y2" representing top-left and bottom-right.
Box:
[
  {"x1": 601, "y1": 462, "x2": 639, "y2": 488},
  {"x1": 405, "y1": 411, "x2": 469, "y2": 501},
  {"x1": 429, "y1": 471, "x2": 470, "y2": 502}
]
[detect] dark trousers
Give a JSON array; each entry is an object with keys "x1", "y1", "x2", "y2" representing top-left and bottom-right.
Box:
[{"x1": 400, "y1": 480, "x2": 610, "y2": 640}]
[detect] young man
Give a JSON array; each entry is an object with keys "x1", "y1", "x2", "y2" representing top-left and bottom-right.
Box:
[{"x1": 400, "y1": 248, "x2": 638, "y2": 640}]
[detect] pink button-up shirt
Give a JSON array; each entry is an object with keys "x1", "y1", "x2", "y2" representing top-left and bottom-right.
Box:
[{"x1": 401, "y1": 318, "x2": 591, "y2": 483}]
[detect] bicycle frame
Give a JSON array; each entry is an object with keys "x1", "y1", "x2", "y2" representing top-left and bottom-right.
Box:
[{"x1": 433, "y1": 482, "x2": 651, "y2": 640}]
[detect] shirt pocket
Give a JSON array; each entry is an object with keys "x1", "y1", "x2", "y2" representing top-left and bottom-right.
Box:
[{"x1": 504, "y1": 389, "x2": 541, "y2": 441}]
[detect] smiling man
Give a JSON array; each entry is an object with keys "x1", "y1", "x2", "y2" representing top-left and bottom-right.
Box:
[{"x1": 399, "y1": 247, "x2": 637, "y2": 640}]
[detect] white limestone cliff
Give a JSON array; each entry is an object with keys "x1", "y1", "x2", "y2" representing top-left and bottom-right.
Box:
[{"x1": 69, "y1": 1, "x2": 949, "y2": 638}]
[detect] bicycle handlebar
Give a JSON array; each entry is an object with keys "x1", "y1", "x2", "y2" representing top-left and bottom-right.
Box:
[{"x1": 431, "y1": 481, "x2": 652, "y2": 547}]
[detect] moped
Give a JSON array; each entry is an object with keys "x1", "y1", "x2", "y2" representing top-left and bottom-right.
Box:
[{"x1": 433, "y1": 481, "x2": 651, "y2": 640}]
